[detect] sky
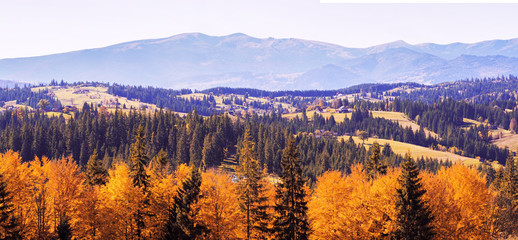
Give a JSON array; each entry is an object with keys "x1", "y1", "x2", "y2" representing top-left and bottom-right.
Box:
[{"x1": 1, "y1": 0, "x2": 518, "y2": 59}]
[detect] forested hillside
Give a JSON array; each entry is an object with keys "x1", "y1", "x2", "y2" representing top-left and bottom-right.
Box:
[{"x1": 0, "y1": 78, "x2": 518, "y2": 239}]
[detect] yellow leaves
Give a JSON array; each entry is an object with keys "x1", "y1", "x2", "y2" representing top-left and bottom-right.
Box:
[
  {"x1": 0, "y1": 151, "x2": 33, "y2": 236},
  {"x1": 422, "y1": 164, "x2": 495, "y2": 240},
  {"x1": 196, "y1": 169, "x2": 242, "y2": 239},
  {"x1": 100, "y1": 162, "x2": 144, "y2": 239},
  {"x1": 45, "y1": 156, "x2": 84, "y2": 231},
  {"x1": 308, "y1": 166, "x2": 399, "y2": 240},
  {"x1": 309, "y1": 164, "x2": 496, "y2": 240},
  {"x1": 0, "y1": 151, "x2": 499, "y2": 239},
  {"x1": 147, "y1": 164, "x2": 189, "y2": 236}
]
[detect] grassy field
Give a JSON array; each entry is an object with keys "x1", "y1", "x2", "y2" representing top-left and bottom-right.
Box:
[
  {"x1": 340, "y1": 136, "x2": 477, "y2": 163},
  {"x1": 372, "y1": 111, "x2": 439, "y2": 139},
  {"x1": 33, "y1": 86, "x2": 158, "y2": 112},
  {"x1": 283, "y1": 110, "x2": 439, "y2": 138},
  {"x1": 282, "y1": 110, "x2": 351, "y2": 122},
  {"x1": 492, "y1": 133, "x2": 518, "y2": 151},
  {"x1": 44, "y1": 111, "x2": 73, "y2": 119},
  {"x1": 463, "y1": 118, "x2": 518, "y2": 151}
]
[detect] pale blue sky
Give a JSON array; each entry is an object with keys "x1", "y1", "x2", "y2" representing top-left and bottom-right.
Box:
[{"x1": 1, "y1": 0, "x2": 518, "y2": 59}]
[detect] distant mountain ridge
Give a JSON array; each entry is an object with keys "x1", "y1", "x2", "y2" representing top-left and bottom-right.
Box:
[{"x1": 1, "y1": 33, "x2": 518, "y2": 90}]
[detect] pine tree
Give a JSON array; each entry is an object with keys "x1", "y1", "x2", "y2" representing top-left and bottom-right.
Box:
[
  {"x1": 176, "y1": 129, "x2": 189, "y2": 166},
  {"x1": 393, "y1": 153, "x2": 434, "y2": 240},
  {"x1": 129, "y1": 125, "x2": 150, "y2": 240},
  {"x1": 504, "y1": 154, "x2": 518, "y2": 198},
  {"x1": 236, "y1": 129, "x2": 270, "y2": 240},
  {"x1": 273, "y1": 136, "x2": 309, "y2": 240},
  {"x1": 0, "y1": 173, "x2": 21, "y2": 239},
  {"x1": 130, "y1": 125, "x2": 150, "y2": 190},
  {"x1": 494, "y1": 154, "x2": 518, "y2": 236},
  {"x1": 85, "y1": 149, "x2": 108, "y2": 186},
  {"x1": 366, "y1": 141, "x2": 387, "y2": 180},
  {"x1": 189, "y1": 124, "x2": 204, "y2": 168},
  {"x1": 164, "y1": 167, "x2": 206, "y2": 240}
]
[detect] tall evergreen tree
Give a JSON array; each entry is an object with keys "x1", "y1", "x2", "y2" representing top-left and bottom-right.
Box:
[
  {"x1": 366, "y1": 141, "x2": 387, "y2": 180},
  {"x1": 189, "y1": 124, "x2": 204, "y2": 168},
  {"x1": 176, "y1": 129, "x2": 189, "y2": 166},
  {"x1": 85, "y1": 149, "x2": 108, "y2": 186},
  {"x1": 494, "y1": 154, "x2": 518, "y2": 236},
  {"x1": 129, "y1": 125, "x2": 150, "y2": 240},
  {"x1": 0, "y1": 173, "x2": 21, "y2": 239},
  {"x1": 164, "y1": 167, "x2": 206, "y2": 240},
  {"x1": 273, "y1": 136, "x2": 309, "y2": 240},
  {"x1": 393, "y1": 153, "x2": 434, "y2": 240},
  {"x1": 236, "y1": 129, "x2": 270, "y2": 240},
  {"x1": 130, "y1": 125, "x2": 150, "y2": 190}
]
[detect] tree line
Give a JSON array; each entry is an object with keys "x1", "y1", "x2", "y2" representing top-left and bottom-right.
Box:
[{"x1": 0, "y1": 107, "x2": 451, "y2": 185}]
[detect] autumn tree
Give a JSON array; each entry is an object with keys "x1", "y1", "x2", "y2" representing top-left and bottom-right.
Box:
[
  {"x1": 197, "y1": 170, "x2": 242, "y2": 239},
  {"x1": 273, "y1": 136, "x2": 309, "y2": 240},
  {"x1": 0, "y1": 151, "x2": 32, "y2": 239},
  {"x1": 309, "y1": 166, "x2": 399, "y2": 240},
  {"x1": 235, "y1": 128, "x2": 270, "y2": 239},
  {"x1": 45, "y1": 157, "x2": 84, "y2": 239},
  {"x1": 356, "y1": 130, "x2": 369, "y2": 145},
  {"x1": 100, "y1": 162, "x2": 143, "y2": 238},
  {"x1": 37, "y1": 99, "x2": 50, "y2": 111},
  {"x1": 510, "y1": 118, "x2": 517, "y2": 133},
  {"x1": 393, "y1": 153, "x2": 434, "y2": 240}
]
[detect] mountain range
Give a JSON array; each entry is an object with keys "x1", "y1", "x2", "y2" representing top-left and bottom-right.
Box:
[{"x1": 2, "y1": 33, "x2": 518, "y2": 90}]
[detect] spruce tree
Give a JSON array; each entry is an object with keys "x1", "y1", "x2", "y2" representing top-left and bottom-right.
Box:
[
  {"x1": 85, "y1": 149, "x2": 108, "y2": 186},
  {"x1": 366, "y1": 141, "x2": 387, "y2": 180},
  {"x1": 236, "y1": 129, "x2": 270, "y2": 240},
  {"x1": 164, "y1": 167, "x2": 206, "y2": 240},
  {"x1": 129, "y1": 125, "x2": 150, "y2": 240},
  {"x1": 273, "y1": 136, "x2": 309, "y2": 240},
  {"x1": 393, "y1": 153, "x2": 434, "y2": 240},
  {"x1": 130, "y1": 125, "x2": 150, "y2": 190},
  {"x1": 494, "y1": 154, "x2": 518, "y2": 236},
  {"x1": 0, "y1": 173, "x2": 21, "y2": 239},
  {"x1": 189, "y1": 124, "x2": 204, "y2": 168}
]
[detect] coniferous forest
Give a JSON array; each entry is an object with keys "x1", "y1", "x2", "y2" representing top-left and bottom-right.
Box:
[{"x1": 0, "y1": 79, "x2": 518, "y2": 239}]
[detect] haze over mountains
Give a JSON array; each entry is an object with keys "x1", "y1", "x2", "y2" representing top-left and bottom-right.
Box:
[{"x1": 1, "y1": 33, "x2": 518, "y2": 90}]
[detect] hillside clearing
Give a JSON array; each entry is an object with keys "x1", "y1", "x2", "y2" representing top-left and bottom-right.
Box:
[
  {"x1": 371, "y1": 111, "x2": 439, "y2": 139},
  {"x1": 32, "y1": 85, "x2": 158, "y2": 112},
  {"x1": 283, "y1": 110, "x2": 439, "y2": 138},
  {"x1": 339, "y1": 136, "x2": 491, "y2": 167},
  {"x1": 463, "y1": 118, "x2": 518, "y2": 151}
]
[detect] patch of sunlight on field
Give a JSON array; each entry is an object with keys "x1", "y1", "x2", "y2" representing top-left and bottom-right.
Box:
[
  {"x1": 340, "y1": 136, "x2": 482, "y2": 165},
  {"x1": 34, "y1": 86, "x2": 158, "y2": 112},
  {"x1": 282, "y1": 110, "x2": 351, "y2": 122},
  {"x1": 464, "y1": 117, "x2": 518, "y2": 152}
]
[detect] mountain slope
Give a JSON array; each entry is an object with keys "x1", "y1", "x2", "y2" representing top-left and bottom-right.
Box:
[{"x1": 1, "y1": 33, "x2": 518, "y2": 90}]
